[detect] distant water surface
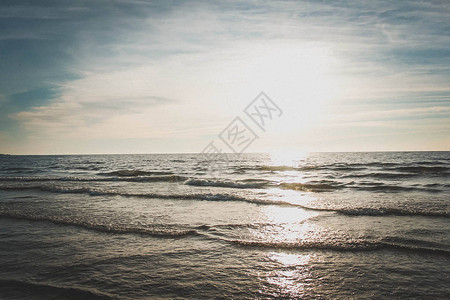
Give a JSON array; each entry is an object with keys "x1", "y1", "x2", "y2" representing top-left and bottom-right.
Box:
[{"x1": 0, "y1": 152, "x2": 449, "y2": 299}]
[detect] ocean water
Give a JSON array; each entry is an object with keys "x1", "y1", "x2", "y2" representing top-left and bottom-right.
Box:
[{"x1": 0, "y1": 152, "x2": 449, "y2": 299}]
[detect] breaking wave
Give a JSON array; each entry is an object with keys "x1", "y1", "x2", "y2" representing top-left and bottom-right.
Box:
[
  {"x1": 279, "y1": 180, "x2": 346, "y2": 192},
  {"x1": 0, "y1": 185, "x2": 294, "y2": 206},
  {"x1": 0, "y1": 279, "x2": 112, "y2": 300},
  {"x1": 0, "y1": 212, "x2": 198, "y2": 238},
  {"x1": 185, "y1": 178, "x2": 271, "y2": 189},
  {"x1": 279, "y1": 180, "x2": 445, "y2": 193},
  {"x1": 1, "y1": 185, "x2": 447, "y2": 217},
  {"x1": 226, "y1": 238, "x2": 450, "y2": 256},
  {"x1": 0, "y1": 175, "x2": 187, "y2": 183},
  {"x1": 98, "y1": 170, "x2": 174, "y2": 176},
  {"x1": 234, "y1": 162, "x2": 449, "y2": 175},
  {"x1": 3, "y1": 211, "x2": 448, "y2": 256},
  {"x1": 336, "y1": 207, "x2": 449, "y2": 218}
]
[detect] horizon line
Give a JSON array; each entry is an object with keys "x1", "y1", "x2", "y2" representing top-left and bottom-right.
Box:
[{"x1": 1, "y1": 150, "x2": 449, "y2": 156}]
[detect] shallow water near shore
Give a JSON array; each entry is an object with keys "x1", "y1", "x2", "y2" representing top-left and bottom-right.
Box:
[{"x1": 0, "y1": 152, "x2": 449, "y2": 299}]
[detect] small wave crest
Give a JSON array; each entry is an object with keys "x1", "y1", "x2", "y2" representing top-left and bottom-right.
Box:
[
  {"x1": 387, "y1": 166, "x2": 449, "y2": 174},
  {"x1": 0, "y1": 279, "x2": 112, "y2": 299},
  {"x1": 234, "y1": 162, "x2": 450, "y2": 175},
  {"x1": 282, "y1": 203, "x2": 450, "y2": 218},
  {"x1": 341, "y1": 172, "x2": 417, "y2": 179},
  {"x1": 0, "y1": 212, "x2": 198, "y2": 238},
  {"x1": 1, "y1": 185, "x2": 447, "y2": 216},
  {"x1": 98, "y1": 170, "x2": 173, "y2": 177},
  {"x1": 279, "y1": 180, "x2": 445, "y2": 193},
  {"x1": 0, "y1": 175, "x2": 186, "y2": 183},
  {"x1": 226, "y1": 238, "x2": 450, "y2": 256},
  {"x1": 280, "y1": 180, "x2": 346, "y2": 192},
  {"x1": 337, "y1": 207, "x2": 450, "y2": 218},
  {"x1": 235, "y1": 165, "x2": 300, "y2": 172},
  {"x1": 185, "y1": 178, "x2": 271, "y2": 189},
  {"x1": 354, "y1": 184, "x2": 443, "y2": 193},
  {"x1": 0, "y1": 185, "x2": 294, "y2": 206}
]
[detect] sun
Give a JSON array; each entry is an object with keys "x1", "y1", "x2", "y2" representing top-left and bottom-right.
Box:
[
  {"x1": 268, "y1": 150, "x2": 309, "y2": 167},
  {"x1": 212, "y1": 41, "x2": 340, "y2": 150}
]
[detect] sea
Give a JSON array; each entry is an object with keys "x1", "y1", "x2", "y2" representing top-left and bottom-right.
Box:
[{"x1": 0, "y1": 152, "x2": 449, "y2": 299}]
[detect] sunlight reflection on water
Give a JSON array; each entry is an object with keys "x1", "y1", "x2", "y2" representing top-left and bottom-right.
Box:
[
  {"x1": 261, "y1": 252, "x2": 316, "y2": 298},
  {"x1": 257, "y1": 205, "x2": 321, "y2": 243},
  {"x1": 254, "y1": 205, "x2": 321, "y2": 297}
]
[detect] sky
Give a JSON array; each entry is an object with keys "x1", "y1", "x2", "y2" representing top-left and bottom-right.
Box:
[{"x1": 0, "y1": 0, "x2": 449, "y2": 154}]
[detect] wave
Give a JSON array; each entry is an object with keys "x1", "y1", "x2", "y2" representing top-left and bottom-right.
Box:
[
  {"x1": 0, "y1": 185, "x2": 295, "y2": 206},
  {"x1": 353, "y1": 184, "x2": 443, "y2": 193},
  {"x1": 0, "y1": 176, "x2": 271, "y2": 189},
  {"x1": 3, "y1": 167, "x2": 35, "y2": 171},
  {"x1": 341, "y1": 172, "x2": 417, "y2": 179},
  {"x1": 0, "y1": 212, "x2": 198, "y2": 238},
  {"x1": 235, "y1": 162, "x2": 449, "y2": 174},
  {"x1": 98, "y1": 170, "x2": 173, "y2": 176},
  {"x1": 1, "y1": 185, "x2": 448, "y2": 217},
  {"x1": 278, "y1": 202, "x2": 450, "y2": 218},
  {"x1": 259, "y1": 165, "x2": 299, "y2": 171},
  {"x1": 0, "y1": 175, "x2": 187, "y2": 183},
  {"x1": 0, "y1": 167, "x2": 38, "y2": 174},
  {"x1": 386, "y1": 166, "x2": 449, "y2": 174},
  {"x1": 185, "y1": 178, "x2": 271, "y2": 189},
  {"x1": 236, "y1": 163, "x2": 367, "y2": 172},
  {"x1": 423, "y1": 183, "x2": 450, "y2": 188},
  {"x1": 226, "y1": 239, "x2": 450, "y2": 256},
  {"x1": 69, "y1": 160, "x2": 104, "y2": 165},
  {"x1": 336, "y1": 207, "x2": 449, "y2": 218},
  {"x1": 0, "y1": 279, "x2": 112, "y2": 300},
  {"x1": 2, "y1": 208, "x2": 449, "y2": 257},
  {"x1": 383, "y1": 236, "x2": 448, "y2": 249},
  {"x1": 124, "y1": 175, "x2": 187, "y2": 182},
  {"x1": 280, "y1": 180, "x2": 346, "y2": 192},
  {"x1": 234, "y1": 165, "x2": 298, "y2": 172},
  {"x1": 199, "y1": 222, "x2": 281, "y2": 231},
  {"x1": 279, "y1": 179, "x2": 445, "y2": 193},
  {"x1": 237, "y1": 165, "x2": 339, "y2": 172},
  {"x1": 73, "y1": 166, "x2": 103, "y2": 171},
  {"x1": 22, "y1": 176, "x2": 441, "y2": 194}
]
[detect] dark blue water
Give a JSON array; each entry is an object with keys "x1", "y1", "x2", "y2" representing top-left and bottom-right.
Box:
[{"x1": 0, "y1": 152, "x2": 449, "y2": 299}]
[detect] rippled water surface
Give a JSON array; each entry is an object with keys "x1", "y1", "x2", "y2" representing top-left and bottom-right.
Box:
[{"x1": 0, "y1": 152, "x2": 449, "y2": 299}]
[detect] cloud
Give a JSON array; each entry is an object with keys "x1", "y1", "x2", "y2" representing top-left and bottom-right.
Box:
[{"x1": 1, "y1": 0, "x2": 450, "y2": 153}]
